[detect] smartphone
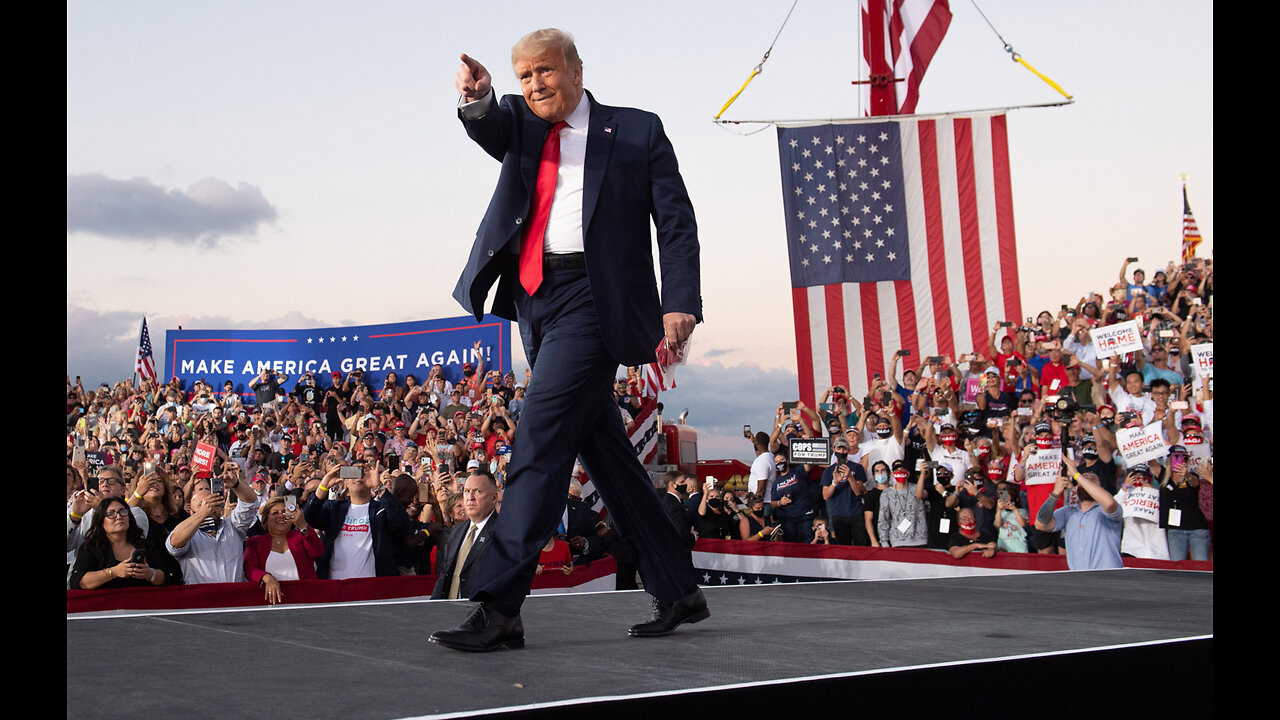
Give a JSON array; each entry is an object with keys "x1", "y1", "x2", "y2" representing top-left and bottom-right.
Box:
[
  {"x1": 1171, "y1": 401, "x2": 1189, "y2": 410},
  {"x1": 339, "y1": 465, "x2": 363, "y2": 479},
  {"x1": 1127, "y1": 257, "x2": 1139, "y2": 263},
  {"x1": 781, "y1": 401, "x2": 799, "y2": 418},
  {"x1": 85, "y1": 475, "x2": 99, "y2": 493},
  {"x1": 130, "y1": 548, "x2": 146, "y2": 564},
  {"x1": 900, "y1": 349, "x2": 913, "y2": 356},
  {"x1": 1017, "y1": 407, "x2": 1032, "y2": 416},
  {"x1": 209, "y1": 475, "x2": 224, "y2": 494},
  {"x1": 73, "y1": 446, "x2": 86, "y2": 465},
  {"x1": 285, "y1": 495, "x2": 297, "y2": 512},
  {"x1": 743, "y1": 425, "x2": 751, "y2": 438}
]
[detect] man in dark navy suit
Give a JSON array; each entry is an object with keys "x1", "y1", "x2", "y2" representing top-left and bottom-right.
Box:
[
  {"x1": 431, "y1": 470, "x2": 498, "y2": 601},
  {"x1": 429, "y1": 28, "x2": 708, "y2": 652}
]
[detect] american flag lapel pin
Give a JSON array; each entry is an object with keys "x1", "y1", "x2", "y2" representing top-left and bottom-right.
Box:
[{"x1": 604, "y1": 126, "x2": 612, "y2": 134}]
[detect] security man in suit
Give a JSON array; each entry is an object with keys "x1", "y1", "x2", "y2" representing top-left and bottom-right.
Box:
[
  {"x1": 430, "y1": 28, "x2": 708, "y2": 652},
  {"x1": 431, "y1": 470, "x2": 499, "y2": 601}
]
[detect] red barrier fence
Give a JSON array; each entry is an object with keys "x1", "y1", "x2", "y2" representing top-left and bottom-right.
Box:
[{"x1": 67, "y1": 556, "x2": 618, "y2": 614}]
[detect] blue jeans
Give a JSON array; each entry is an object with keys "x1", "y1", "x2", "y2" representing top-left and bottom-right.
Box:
[{"x1": 1167, "y1": 528, "x2": 1210, "y2": 561}]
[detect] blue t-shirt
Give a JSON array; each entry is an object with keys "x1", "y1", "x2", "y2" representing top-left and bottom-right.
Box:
[
  {"x1": 821, "y1": 461, "x2": 867, "y2": 518},
  {"x1": 1141, "y1": 363, "x2": 1184, "y2": 387},
  {"x1": 770, "y1": 467, "x2": 812, "y2": 520}
]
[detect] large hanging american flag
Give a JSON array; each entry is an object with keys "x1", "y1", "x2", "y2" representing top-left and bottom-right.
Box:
[
  {"x1": 861, "y1": 0, "x2": 952, "y2": 115},
  {"x1": 135, "y1": 317, "x2": 157, "y2": 384},
  {"x1": 778, "y1": 113, "x2": 1022, "y2": 406},
  {"x1": 1181, "y1": 184, "x2": 1202, "y2": 263}
]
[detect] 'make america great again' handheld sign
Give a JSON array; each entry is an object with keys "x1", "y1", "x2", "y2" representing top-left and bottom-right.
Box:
[{"x1": 165, "y1": 316, "x2": 512, "y2": 402}]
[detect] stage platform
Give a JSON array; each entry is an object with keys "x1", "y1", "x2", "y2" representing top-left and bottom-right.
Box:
[{"x1": 67, "y1": 568, "x2": 1212, "y2": 719}]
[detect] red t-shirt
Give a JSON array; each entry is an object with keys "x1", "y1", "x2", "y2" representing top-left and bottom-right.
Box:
[
  {"x1": 1039, "y1": 362, "x2": 1070, "y2": 396},
  {"x1": 538, "y1": 539, "x2": 572, "y2": 572},
  {"x1": 994, "y1": 352, "x2": 1028, "y2": 393}
]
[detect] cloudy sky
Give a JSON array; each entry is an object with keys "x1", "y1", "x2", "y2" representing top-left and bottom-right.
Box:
[{"x1": 67, "y1": 1, "x2": 1212, "y2": 461}]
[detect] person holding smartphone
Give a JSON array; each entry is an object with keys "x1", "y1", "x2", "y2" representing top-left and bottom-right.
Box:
[
  {"x1": 70, "y1": 497, "x2": 170, "y2": 589},
  {"x1": 303, "y1": 461, "x2": 412, "y2": 579},
  {"x1": 243, "y1": 495, "x2": 322, "y2": 604}
]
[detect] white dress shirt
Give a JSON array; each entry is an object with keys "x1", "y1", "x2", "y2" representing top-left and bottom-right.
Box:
[{"x1": 460, "y1": 89, "x2": 589, "y2": 254}]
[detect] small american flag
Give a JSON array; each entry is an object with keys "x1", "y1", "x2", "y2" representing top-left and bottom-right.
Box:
[
  {"x1": 1181, "y1": 184, "x2": 1203, "y2": 263},
  {"x1": 136, "y1": 317, "x2": 157, "y2": 384}
]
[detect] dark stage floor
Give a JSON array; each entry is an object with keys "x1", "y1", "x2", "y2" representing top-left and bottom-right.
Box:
[{"x1": 67, "y1": 568, "x2": 1212, "y2": 719}]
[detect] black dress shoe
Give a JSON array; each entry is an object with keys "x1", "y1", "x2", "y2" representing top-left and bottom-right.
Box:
[
  {"x1": 429, "y1": 603, "x2": 525, "y2": 652},
  {"x1": 628, "y1": 588, "x2": 710, "y2": 637}
]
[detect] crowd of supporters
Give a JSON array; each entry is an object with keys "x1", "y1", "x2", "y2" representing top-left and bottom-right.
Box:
[
  {"x1": 714, "y1": 255, "x2": 1213, "y2": 568},
  {"x1": 65, "y1": 255, "x2": 1213, "y2": 602}
]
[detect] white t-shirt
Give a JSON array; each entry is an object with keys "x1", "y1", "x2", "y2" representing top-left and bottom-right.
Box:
[
  {"x1": 860, "y1": 435, "x2": 905, "y2": 468},
  {"x1": 329, "y1": 501, "x2": 376, "y2": 580},
  {"x1": 1109, "y1": 385, "x2": 1157, "y2": 426},
  {"x1": 933, "y1": 444, "x2": 971, "y2": 485},
  {"x1": 750, "y1": 451, "x2": 776, "y2": 502}
]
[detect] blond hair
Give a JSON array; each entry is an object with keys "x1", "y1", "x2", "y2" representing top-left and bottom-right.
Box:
[{"x1": 512, "y1": 28, "x2": 581, "y2": 69}]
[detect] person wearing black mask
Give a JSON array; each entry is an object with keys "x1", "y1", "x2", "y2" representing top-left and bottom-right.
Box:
[
  {"x1": 769, "y1": 451, "x2": 815, "y2": 543},
  {"x1": 693, "y1": 483, "x2": 735, "y2": 540},
  {"x1": 658, "y1": 470, "x2": 694, "y2": 548},
  {"x1": 1076, "y1": 433, "x2": 1118, "y2": 495},
  {"x1": 822, "y1": 438, "x2": 868, "y2": 546}
]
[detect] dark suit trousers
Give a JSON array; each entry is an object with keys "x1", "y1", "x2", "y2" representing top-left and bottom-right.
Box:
[{"x1": 470, "y1": 265, "x2": 698, "y2": 611}]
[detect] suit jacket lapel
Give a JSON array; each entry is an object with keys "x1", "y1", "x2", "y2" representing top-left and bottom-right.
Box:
[
  {"x1": 460, "y1": 521, "x2": 492, "y2": 574},
  {"x1": 582, "y1": 91, "x2": 614, "y2": 236},
  {"x1": 521, "y1": 110, "x2": 551, "y2": 198}
]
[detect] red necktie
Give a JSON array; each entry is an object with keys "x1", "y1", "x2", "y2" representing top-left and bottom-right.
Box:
[{"x1": 519, "y1": 121, "x2": 568, "y2": 296}]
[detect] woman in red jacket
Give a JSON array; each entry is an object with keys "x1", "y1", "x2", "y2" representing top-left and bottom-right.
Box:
[{"x1": 243, "y1": 496, "x2": 323, "y2": 604}]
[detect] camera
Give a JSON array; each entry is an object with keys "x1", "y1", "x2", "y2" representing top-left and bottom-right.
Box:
[{"x1": 1046, "y1": 394, "x2": 1077, "y2": 422}]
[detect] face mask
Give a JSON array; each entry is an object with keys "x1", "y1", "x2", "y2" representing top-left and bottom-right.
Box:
[
  {"x1": 675, "y1": 483, "x2": 687, "y2": 494},
  {"x1": 940, "y1": 434, "x2": 957, "y2": 446},
  {"x1": 1035, "y1": 437, "x2": 1054, "y2": 450},
  {"x1": 707, "y1": 498, "x2": 723, "y2": 510},
  {"x1": 198, "y1": 515, "x2": 219, "y2": 535},
  {"x1": 1081, "y1": 446, "x2": 1098, "y2": 459},
  {"x1": 892, "y1": 470, "x2": 910, "y2": 483},
  {"x1": 874, "y1": 473, "x2": 889, "y2": 485},
  {"x1": 489, "y1": 461, "x2": 498, "y2": 474},
  {"x1": 876, "y1": 427, "x2": 893, "y2": 439},
  {"x1": 775, "y1": 463, "x2": 787, "y2": 473},
  {"x1": 959, "y1": 518, "x2": 977, "y2": 533},
  {"x1": 974, "y1": 446, "x2": 990, "y2": 458}
]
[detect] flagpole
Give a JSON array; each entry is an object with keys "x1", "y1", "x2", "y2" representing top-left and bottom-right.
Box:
[
  {"x1": 712, "y1": 98, "x2": 1075, "y2": 127},
  {"x1": 866, "y1": 0, "x2": 896, "y2": 116}
]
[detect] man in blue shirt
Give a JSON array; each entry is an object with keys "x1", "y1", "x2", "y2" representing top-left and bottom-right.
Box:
[
  {"x1": 1033, "y1": 456, "x2": 1122, "y2": 570},
  {"x1": 821, "y1": 438, "x2": 868, "y2": 546}
]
